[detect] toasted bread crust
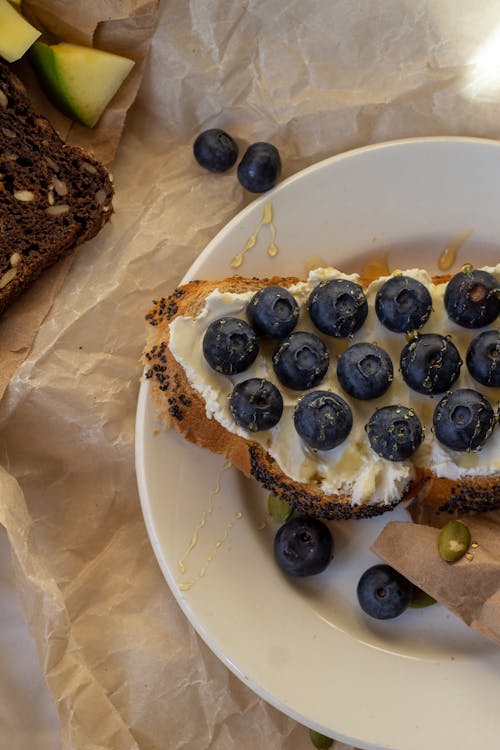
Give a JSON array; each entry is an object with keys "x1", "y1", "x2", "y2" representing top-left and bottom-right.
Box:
[{"x1": 143, "y1": 273, "x2": 500, "y2": 520}]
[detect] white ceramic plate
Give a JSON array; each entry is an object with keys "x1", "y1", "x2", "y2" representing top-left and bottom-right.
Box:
[{"x1": 136, "y1": 137, "x2": 500, "y2": 750}]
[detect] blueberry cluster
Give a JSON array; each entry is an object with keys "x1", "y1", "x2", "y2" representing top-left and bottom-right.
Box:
[
  {"x1": 201, "y1": 268, "x2": 500, "y2": 459},
  {"x1": 193, "y1": 128, "x2": 281, "y2": 193},
  {"x1": 269, "y1": 498, "x2": 431, "y2": 619}
]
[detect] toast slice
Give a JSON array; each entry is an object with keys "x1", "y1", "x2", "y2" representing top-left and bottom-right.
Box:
[
  {"x1": 143, "y1": 268, "x2": 500, "y2": 520},
  {"x1": 0, "y1": 61, "x2": 113, "y2": 316}
]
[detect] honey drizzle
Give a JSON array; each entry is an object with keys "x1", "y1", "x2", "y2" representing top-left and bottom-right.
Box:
[
  {"x1": 230, "y1": 201, "x2": 278, "y2": 268},
  {"x1": 198, "y1": 512, "x2": 243, "y2": 579},
  {"x1": 438, "y1": 227, "x2": 473, "y2": 271},
  {"x1": 177, "y1": 461, "x2": 244, "y2": 592},
  {"x1": 178, "y1": 511, "x2": 244, "y2": 592}
]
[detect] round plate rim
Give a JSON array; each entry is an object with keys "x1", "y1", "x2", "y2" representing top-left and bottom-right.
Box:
[{"x1": 135, "y1": 135, "x2": 500, "y2": 750}]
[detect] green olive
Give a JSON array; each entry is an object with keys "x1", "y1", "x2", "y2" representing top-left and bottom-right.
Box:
[
  {"x1": 438, "y1": 519, "x2": 471, "y2": 562},
  {"x1": 267, "y1": 492, "x2": 293, "y2": 523},
  {"x1": 309, "y1": 728, "x2": 333, "y2": 749}
]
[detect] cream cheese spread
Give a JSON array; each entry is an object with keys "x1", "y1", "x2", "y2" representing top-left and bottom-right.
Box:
[{"x1": 169, "y1": 266, "x2": 500, "y2": 506}]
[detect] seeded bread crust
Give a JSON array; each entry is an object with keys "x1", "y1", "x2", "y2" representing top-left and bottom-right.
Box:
[
  {"x1": 143, "y1": 273, "x2": 500, "y2": 520},
  {"x1": 0, "y1": 62, "x2": 113, "y2": 316}
]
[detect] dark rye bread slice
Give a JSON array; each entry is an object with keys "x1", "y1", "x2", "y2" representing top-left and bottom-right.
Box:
[
  {"x1": 0, "y1": 61, "x2": 113, "y2": 316},
  {"x1": 143, "y1": 273, "x2": 500, "y2": 521}
]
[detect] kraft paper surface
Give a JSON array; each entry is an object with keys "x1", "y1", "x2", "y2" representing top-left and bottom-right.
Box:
[{"x1": 1, "y1": 2, "x2": 500, "y2": 749}]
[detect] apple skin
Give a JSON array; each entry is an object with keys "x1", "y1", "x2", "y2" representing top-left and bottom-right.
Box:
[
  {"x1": 30, "y1": 42, "x2": 135, "y2": 128},
  {"x1": 29, "y1": 42, "x2": 76, "y2": 120},
  {"x1": 0, "y1": 0, "x2": 40, "y2": 62}
]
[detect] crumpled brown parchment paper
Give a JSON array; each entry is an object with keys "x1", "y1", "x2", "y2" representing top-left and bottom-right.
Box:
[
  {"x1": 21, "y1": 0, "x2": 160, "y2": 164},
  {"x1": 1, "y1": 1, "x2": 500, "y2": 749},
  {"x1": 0, "y1": 0, "x2": 159, "y2": 408}
]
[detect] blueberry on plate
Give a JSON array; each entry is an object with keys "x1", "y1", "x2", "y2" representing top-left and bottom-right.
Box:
[
  {"x1": 202, "y1": 317, "x2": 259, "y2": 374},
  {"x1": 444, "y1": 267, "x2": 500, "y2": 328},
  {"x1": 375, "y1": 275, "x2": 432, "y2": 333},
  {"x1": 366, "y1": 405, "x2": 424, "y2": 461},
  {"x1": 272, "y1": 331, "x2": 329, "y2": 390},
  {"x1": 466, "y1": 329, "x2": 500, "y2": 387},
  {"x1": 400, "y1": 333, "x2": 462, "y2": 395},
  {"x1": 308, "y1": 279, "x2": 368, "y2": 337},
  {"x1": 294, "y1": 390, "x2": 353, "y2": 450},
  {"x1": 357, "y1": 564, "x2": 413, "y2": 620},
  {"x1": 237, "y1": 142, "x2": 281, "y2": 193},
  {"x1": 433, "y1": 388, "x2": 496, "y2": 452},
  {"x1": 193, "y1": 128, "x2": 238, "y2": 172},
  {"x1": 247, "y1": 285, "x2": 299, "y2": 338},
  {"x1": 337, "y1": 342, "x2": 393, "y2": 400},
  {"x1": 229, "y1": 378, "x2": 283, "y2": 432},
  {"x1": 274, "y1": 516, "x2": 333, "y2": 577}
]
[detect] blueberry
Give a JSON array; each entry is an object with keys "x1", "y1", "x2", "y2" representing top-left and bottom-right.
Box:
[
  {"x1": 337, "y1": 342, "x2": 393, "y2": 400},
  {"x1": 237, "y1": 142, "x2": 281, "y2": 193},
  {"x1": 202, "y1": 317, "x2": 258, "y2": 374},
  {"x1": 375, "y1": 275, "x2": 432, "y2": 333},
  {"x1": 229, "y1": 378, "x2": 283, "y2": 432},
  {"x1": 274, "y1": 516, "x2": 333, "y2": 577},
  {"x1": 444, "y1": 267, "x2": 500, "y2": 328},
  {"x1": 357, "y1": 564, "x2": 413, "y2": 620},
  {"x1": 308, "y1": 279, "x2": 368, "y2": 337},
  {"x1": 400, "y1": 333, "x2": 462, "y2": 395},
  {"x1": 466, "y1": 329, "x2": 500, "y2": 387},
  {"x1": 433, "y1": 388, "x2": 496, "y2": 452},
  {"x1": 247, "y1": 286, "x2": 299, "y2": 338},
  {"x1": 272, "y1": 331, "x2": 329, "y2": 390},
  {"x1": 193, "y1": 128, "x2": 238, "y2": 172},
  {"x1": 294, "y1": 390, "x2": 353, "y2": 450},
  {"x1": 366, "y1": 405, "x2": 424, "y2": 461}
]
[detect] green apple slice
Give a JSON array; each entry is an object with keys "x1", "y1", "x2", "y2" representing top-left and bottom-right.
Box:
[
  {"x1": 0, "y1": 0, "x2": 41, "y2": 62},
  {"x1": 30, "y1": 41, "x2": 135, "y2": 128}
]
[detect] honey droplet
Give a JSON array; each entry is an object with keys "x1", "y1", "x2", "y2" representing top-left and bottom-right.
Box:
[
  {"x1": 230, "y1": 253, "x2": 244, "y2": 269},
  {"x1": 179, "y1": 580, "x2": 195, "y2": 592},
  {"x1": 229, "y1": 200, "x2": 278, "y2": 269},
  {"x1": 438, "y1": 227, "x2": 473, "y2": 271},
  {"x1": 361, "y1": 252, "x2": 390, "y2": 283},
  {"x1": 231, "y1": 233, "x2": 258, "y2": 268}
]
